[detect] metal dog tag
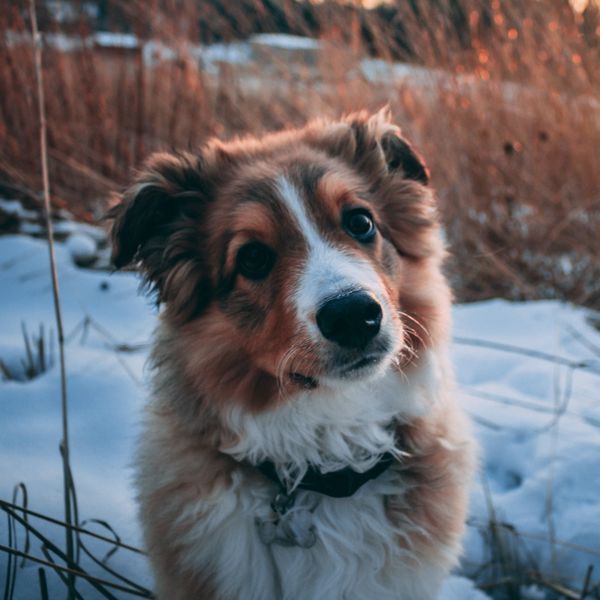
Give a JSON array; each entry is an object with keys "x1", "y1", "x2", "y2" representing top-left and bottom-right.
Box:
[
  {"x1": 256, "y1": 508, "x2": 317, "y2": 548},
  {"x1": 257, "y1": 491, "x2": 317, "y2": 548}
]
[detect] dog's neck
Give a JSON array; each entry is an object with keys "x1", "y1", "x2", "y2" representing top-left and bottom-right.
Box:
[{"x1": 219, "y1": 349, "x2": 445, "y2": 490}]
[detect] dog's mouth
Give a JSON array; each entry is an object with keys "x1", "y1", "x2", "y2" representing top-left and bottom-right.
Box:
[
  {"x1": 338, "y1": 354, "x2": 383, "y2": 375},
  {"x1": 289, "y1": 372, "x2": 319, "y2": 389},
  {"x1": 288, "y1": 351, "x2": 388, "y2": 390},
  {"x1": 330, "y1": 353, "x2": 391, "y2": 382}
]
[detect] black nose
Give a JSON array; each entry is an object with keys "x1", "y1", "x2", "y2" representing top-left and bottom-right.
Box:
[{"x1": 316, "y1": 291, "x2": 382, "y2": 349}]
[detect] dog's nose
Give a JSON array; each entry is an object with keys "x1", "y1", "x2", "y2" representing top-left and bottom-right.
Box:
[{"x1": 316, "y1": 291, "x2": 382, "y2": 349}]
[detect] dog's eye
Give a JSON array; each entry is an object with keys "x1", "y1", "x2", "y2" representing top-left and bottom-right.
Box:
[
  {"x1": 236, "y1": 242, "x2": 275, "y2": 280},
  {"x1": 343, "y1": 209, "x2": 376, "y2": 243}
]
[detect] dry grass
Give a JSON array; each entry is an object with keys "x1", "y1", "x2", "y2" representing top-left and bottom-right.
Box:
[
  {"x1": 0, "y1": 322, "x2": 54, "y2": 382},
  {"x1": 1, "y1": 0, "x2": 599, "y2": 309}
]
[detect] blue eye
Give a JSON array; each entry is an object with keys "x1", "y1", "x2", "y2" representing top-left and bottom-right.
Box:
[
  {"x1": 236, "y1": 242, "x2": 275, "y2": 280},
  {"x1": 344, "y1": 209, "x2": 376, "y2": 243}
]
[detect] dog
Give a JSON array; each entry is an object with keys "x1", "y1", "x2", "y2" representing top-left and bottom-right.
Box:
[{"x1": 109, "y1": 109, "x2": 476, "y2": 599}]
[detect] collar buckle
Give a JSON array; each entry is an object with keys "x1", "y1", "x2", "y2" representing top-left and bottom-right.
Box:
[{"x1": 271, "y1": 490, "x2": 295, "y2": 515}]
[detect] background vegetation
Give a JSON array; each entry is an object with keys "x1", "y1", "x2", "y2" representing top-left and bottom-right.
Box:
[{"x1": 2, "y1": 0, "x2": 600, "y2": 308}]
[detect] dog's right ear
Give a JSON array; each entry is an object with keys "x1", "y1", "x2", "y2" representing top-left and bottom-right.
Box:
[
  {"x1": 109, "y1": 152, "x2": 208, "y2": 270},
  {"x1": 107, "y1": 152, "x2": 215, "y2": 321}
]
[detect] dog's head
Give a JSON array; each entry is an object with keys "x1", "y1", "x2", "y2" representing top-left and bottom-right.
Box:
[{"x1": 109, "y1": 110, "x2": 450, "y2": 410}]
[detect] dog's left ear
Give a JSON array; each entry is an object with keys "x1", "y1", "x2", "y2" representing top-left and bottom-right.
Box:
[
  {"x1": 307, "y1": 109, "x2": 430, "y2": 186},
  {"x1": 353, "y1": 109, "x2": 430, "y2": 185},
  {"x1": 379, "y1": 129, "x2": 429, "y2": 185}
]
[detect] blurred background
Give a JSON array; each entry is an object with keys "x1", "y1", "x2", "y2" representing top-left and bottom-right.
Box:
[
  {"x1": 2, "y1": 0, "x2": 600, "y2": 307},
  {"x1": 1, "y1": 2, "x2": 600, "y2": 599}
]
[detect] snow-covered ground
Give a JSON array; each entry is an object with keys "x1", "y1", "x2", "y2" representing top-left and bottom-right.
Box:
[{"x1": 1, "y1": 233, "x2": 599, "y2": 599}]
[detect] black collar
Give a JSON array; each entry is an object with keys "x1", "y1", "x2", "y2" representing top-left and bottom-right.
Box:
[{"x1": 256, "y1": 452, "x2": 396, "y2": 499}]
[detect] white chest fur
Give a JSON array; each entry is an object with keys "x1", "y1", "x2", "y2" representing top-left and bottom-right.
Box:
[
  {"x1": 172, "y1": 352, "x2": 451, "y2": 599},
  {"x1": 182, "y1": 467, "x2": 448, "y2": 600},
  {"x1": 220, "y1": 351, "x2": 444, "y2": 486}
]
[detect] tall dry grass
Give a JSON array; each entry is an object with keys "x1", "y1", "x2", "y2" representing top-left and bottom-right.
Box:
[{"x1": 1, "y1": 0, "x2": 599, "y2": 307}]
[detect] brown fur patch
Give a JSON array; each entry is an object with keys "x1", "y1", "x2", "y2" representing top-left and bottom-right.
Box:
[
  {"x1": 136, "y1": 410, "x2": 239, "y2": 598},
  {"x1": 388, "y1": 395, "x2": 475, "y2": 564}
]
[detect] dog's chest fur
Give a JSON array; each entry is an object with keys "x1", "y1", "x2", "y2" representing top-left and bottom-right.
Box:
[
  {"x1": 184, "y1": 470, "x2": 447, "y2": 600},
  {"x1": 139, "y1": 350, "x2": 460, "y2": 600}
]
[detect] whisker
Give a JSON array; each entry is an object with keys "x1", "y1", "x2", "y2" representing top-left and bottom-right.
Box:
[
  {"x1": 397, "y1": 310, "x2": 431, "y2": 342},
  {"x1": 275, "y1": 344, "x2": 298, "y2": 399},
  {"x1": 397, "y1": 323, "x2": 420, "y2": 359}
]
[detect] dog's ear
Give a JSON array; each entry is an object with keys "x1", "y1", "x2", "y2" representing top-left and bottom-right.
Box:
[
  {"x1": 379, "y1": 129, "x2": 429, "y2": 185},
  {"x1": 108, "y1": 151, "x2": 214, "y2": 321},
  {"x1": 350, "y1": 109, "x2": 430, "y2": 185},
  {"x1": 109, "y1": 152, "x2": 207, "y2": 269},
  {"x1": 305, "y1": 109, "x2": 429, "y2": 186}
]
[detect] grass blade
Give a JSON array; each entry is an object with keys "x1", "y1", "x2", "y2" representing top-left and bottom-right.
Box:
[
  {"x1": 38, "y1": 568, "x2": 49, "y2": 600},
  {"x1": 0, "y1": 545, "x2": 151, "y2": 598},
  {"x1": 0, "y1": 500, "x2": 144, "y2": 554},
  {"x1": 20, "y1": 322, "x2": 33, "y2": 377}
]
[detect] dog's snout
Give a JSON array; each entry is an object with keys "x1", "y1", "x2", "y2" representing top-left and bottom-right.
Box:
[{"x1": 316, "y1": 291, "x2": 382, "y2": 349}]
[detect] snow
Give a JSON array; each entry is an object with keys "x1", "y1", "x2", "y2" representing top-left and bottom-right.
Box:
[
  {"x1": 92, "y1": 32, "x2": 139, "y2": 49},
  {"x1": 45, "y1": 1, "x2": 99, "y2": 23},
  {"x1": 0, "y1": 200, "x2": 38, "y2": 221},
  {"x1": 142, "y1": 40, "x2": 179, "y2": 66},
  {"x1": 360, "y1": 57, "x2": 438, "y2": 85},
  {"x1": 454, "y1": 300, "x2": 600, "y2": 591},
  {"x1": 66, "y1": 233, "x2": 97, "y2": 266},
  {"x1": 199, "y1": 41, "x2": 253, "y2": 75},
  {"x1": 1, "y1": 233, "x2": 600, "y2": 598},
  {"x1": 440, "y1": 575, "x2": 491, "y2": 599},
  {"x1": 53, "y1": 221, "x2": 107, "y2": 243},
  {"x1": 0, "y1": 235, "x2": 153, "y2": 598},
  {"x1": 250, "y1": 33, "x2": 321, "y2": 50}
]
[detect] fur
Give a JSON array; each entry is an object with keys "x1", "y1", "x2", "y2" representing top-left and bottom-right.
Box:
[{"x1": 110, "y1": 109, "x2": 476, "y2": 599}]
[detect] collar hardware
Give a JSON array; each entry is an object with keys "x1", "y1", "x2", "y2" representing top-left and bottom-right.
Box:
[
  {"x1": 271, "y1": 491, "x2": 295, "y2": 515},
  {"x1": 257, "y1": 452, "x2": 396, "y2": 499}
]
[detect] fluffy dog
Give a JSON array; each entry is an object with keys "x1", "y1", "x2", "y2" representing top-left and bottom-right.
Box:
[{"x1": 110, "y1": 110, "x2": 476, "y2": 599}]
